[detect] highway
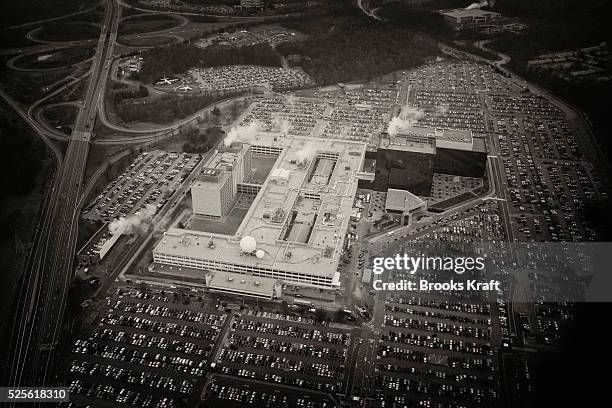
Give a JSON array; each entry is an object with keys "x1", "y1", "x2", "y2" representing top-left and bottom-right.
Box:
[{"x1": 5, "y1": 0, "x2": 121, "y2": 393}]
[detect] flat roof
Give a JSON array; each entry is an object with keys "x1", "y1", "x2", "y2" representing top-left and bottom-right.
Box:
[
  {"x1": 386, "y1": 188, "x2": 426, "y2": 212},
  {"x1": 402, "y1": 126, "x2": 472, "y2": 144},
  {"x1": 78, "y1": 223, "x2": 115, "y2": 257},
  {"x1": 210, "y1": 146, "x2": 245, "y2": 167},
  {"x1": 381, "y1": 126, "x2": 475, "y2": 152},
  {"x1": 193, "y1": 171, "x2": 230, "y2": 191},
  {"x1": 441, "y1": 9, "x2": 501, "y2": 19},
  {"x1": 208, "y1": 271, "x2": 275, "y2": 297},
  {"x1": 154, "y1": 132, "x2": 366, "y2": 281},
  {"x1": 379, "y1": 133, "x2": 436, "y2": 154}
]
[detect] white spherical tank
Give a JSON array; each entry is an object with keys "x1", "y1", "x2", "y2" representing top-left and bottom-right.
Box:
[
  {"x1": 255, "y1": 249, "x2": 265, "y2": 259},
  {"x1": 240, "y1": 236, "x2": 257, "y2": 253}
]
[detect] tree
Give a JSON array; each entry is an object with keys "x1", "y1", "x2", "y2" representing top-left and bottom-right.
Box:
[
  {"x1": 315, "y1": 309, "x2": 327, "y2": 322},
  {"x1": 277, "y1": 18, "x2": 438, "y2": 85},
  {"x1": 139, "y1": 43, "x2": 282, "y2": 84}
]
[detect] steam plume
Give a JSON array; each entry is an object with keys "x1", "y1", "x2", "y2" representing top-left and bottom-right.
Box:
[
  {"x1": 387, "y1": 106, "x2": 425, "y2": 136},
  {"x1": 295, "y1": 142, "x2": 317, "y2": 162},
  {"x1": 109, "y1": 204, "x2": 157, "y2": 235},
  {"x1": 272, "y1": 116, "x2": 291, "y2": 134},
  {"x1": 224, "y1": 120, "x2": 263, "y2": 147},
  {"x1": 436, "y1": 104, "x2": 450, "y2": 115},
  {"x1": 465, "y1": 0, "x2": 495, "y2": 10}
]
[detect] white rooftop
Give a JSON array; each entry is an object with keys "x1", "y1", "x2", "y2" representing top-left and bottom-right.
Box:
[
  {"x1": 208, "y1": 271, "x2": 276, "y2": 297},
  {"x1": 153, "y1": 131, "x2": 367, "y2": 281},
  {"x1": 382, "y1": 126, "x2": 474, "y2": 152},
  {"x1": 441, "y1": 8, "x2": 501, "y2": 19},
  {"x1": 385, "y1": 189, "x2": 427, "y2": 213}
]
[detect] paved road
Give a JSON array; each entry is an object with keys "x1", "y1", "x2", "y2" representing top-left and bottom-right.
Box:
[
  {"x1": 447, "y1": 40, "x2": 609, "y2": 176},
  {"x1": 2, "y1": 1, "x2": 103, "y2": 30},
  {"x1": 357, "y1": 0, "x2": 382, "y2": 21},
  {"x1": 5, "y1": 0, "x2": 121, "y2": 392}
]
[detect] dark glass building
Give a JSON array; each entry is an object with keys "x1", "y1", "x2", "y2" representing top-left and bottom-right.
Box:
[
  {"x1": 374, "y1": 148, "x2": 435, "y2": 196},
  {"x1": 368, "y1": 130, "x2": 487, "y2": 196}
]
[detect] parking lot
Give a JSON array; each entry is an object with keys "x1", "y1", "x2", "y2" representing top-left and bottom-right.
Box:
[
  {"x1": 491, "y1": 95, "x2": 607, "y2": 242},
  {"x1": 400, "y1": 61, "x2": 520, "y2": 93},
  {"x1": 64, "y1": 283, "x2": 354, "y2": 407},
  {"x1": 179, "y1": 66, "x2": 313, "y2": 94},
  {"x1": 239, "y1": 88, "x2": 393, "y2": 142},
  {"x1": 411, "y1": 89, "x2": 486, "y2": 133},
  {"x1": 212, "y1": 311, "x2": 351, "y2": 394},
  {"x1": 65, "y1": 286, "x2": 227, "y2": 407},
  {"x1": 383, "y1": 60, "x2": 607, "y2": 246},
  {"x1": 239, "y1": 96, "x2": 327, "y2": 137},
  {"x1": 202, "y1": 375, "x2": 336, "y2": 408},
  {"x1": 429, "y1": 174, "x2": 484, "y2": 204},
  {"x1": 373, "y1": 295, "x2": 499, "y2": 407},
  {"x1": 65, "y1": 60, "x2": 605, "y2": 407},
  {"x1": 83, "y1": 151, "x2": 202, "y2": 224}
]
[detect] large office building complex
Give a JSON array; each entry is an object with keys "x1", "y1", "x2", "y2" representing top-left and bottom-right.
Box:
[
  {"x1": 239, "y1": 0, "x2": 264, "y2": 9},
  {"x1": 154, "y1": 132, "x2": 366, "y2": 289},
  {"x1": 440, "y1": 8, "x2": 501, "y2": 31},
  {"x1": 151, "y1": 92, "x2": 488, "y2": 294}
]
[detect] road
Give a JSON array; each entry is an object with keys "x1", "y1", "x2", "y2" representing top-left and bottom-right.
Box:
[
  {"x1": 475, "y1": 39, "x2": 511, "y2": 68},
  {"x1": 446, "y1": 40, "x2": 609, "y2": 176},
  {"x1": 5, "y1": 0, "x2": 121, "y2": 392},
  {"x1": 97, "y1": 59, "x2": 245, "y2": 135},
  {"x1": 357, "y1": 0, "x2": 382, "y2": 21},
  {"x1": 3, "y1": 1, "x2": 103, "y2": 30}
]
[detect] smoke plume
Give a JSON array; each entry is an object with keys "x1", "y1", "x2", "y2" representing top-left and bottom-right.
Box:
[
  {"x1": 387, "y1": 106, "x2": 425, "y2": 136},
  {"x1": 109, "y1": 204, "x2": 157, "y2": 235},
  {"x1": 272, "y1": 116, "x2": 292, "y2": 134},
  {"x1": 286, "y1": 95, "x2": 297, "y2": 105},
  {"x1": 436, "y1": 104, "x2": 450, "y2": 115},
  {"x1": 295, "y1": 142, "x2": 317, "y2": 162},
  {"x1": 465, "y1": 0, "x2": 495, "y2": 10},
  {"x1": 224, "y1": 120, "x2": 263, "y2": 147}
]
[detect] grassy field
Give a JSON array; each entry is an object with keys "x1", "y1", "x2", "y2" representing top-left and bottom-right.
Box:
[
  {"x1": 13, "y1": 47, "x2": 94, "y2": 70},
  {"x1": 0, "y1": 67, "x2": 74, "y2": 105},
  {"x1": 41, "y1": 104, "x2": 78, "y2": 134},
  {"x1": 118, "y1": 14, "x2": 180, "y2": 36},
  {"x1": 36, "y1": 21, "x2": 100, "y2": 42},
  {"x1": 118, "y1": 35, "x2": 177, "y2": 47}
]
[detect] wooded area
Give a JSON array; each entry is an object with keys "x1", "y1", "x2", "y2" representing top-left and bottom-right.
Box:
[
  {"x1": 278, "y1": 15, "x2": 439, "y2": 85},
  {"x1": 0, "y1": 102, "x2": 48, "y2": 199},
  {"x1": 112, "y1": 92, "x2": 240, "y2": 124},
  {"x1": 138, "y1": 43, "x2": 282, "y2": 84}
]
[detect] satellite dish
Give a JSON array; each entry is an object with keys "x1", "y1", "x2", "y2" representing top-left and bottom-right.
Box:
[
  {"x1": 256, "y1": 249, "x2": 265, "y2": 259},
  {"x1": 240, "y1": 236, "x2": 257, "y2": 253}
]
